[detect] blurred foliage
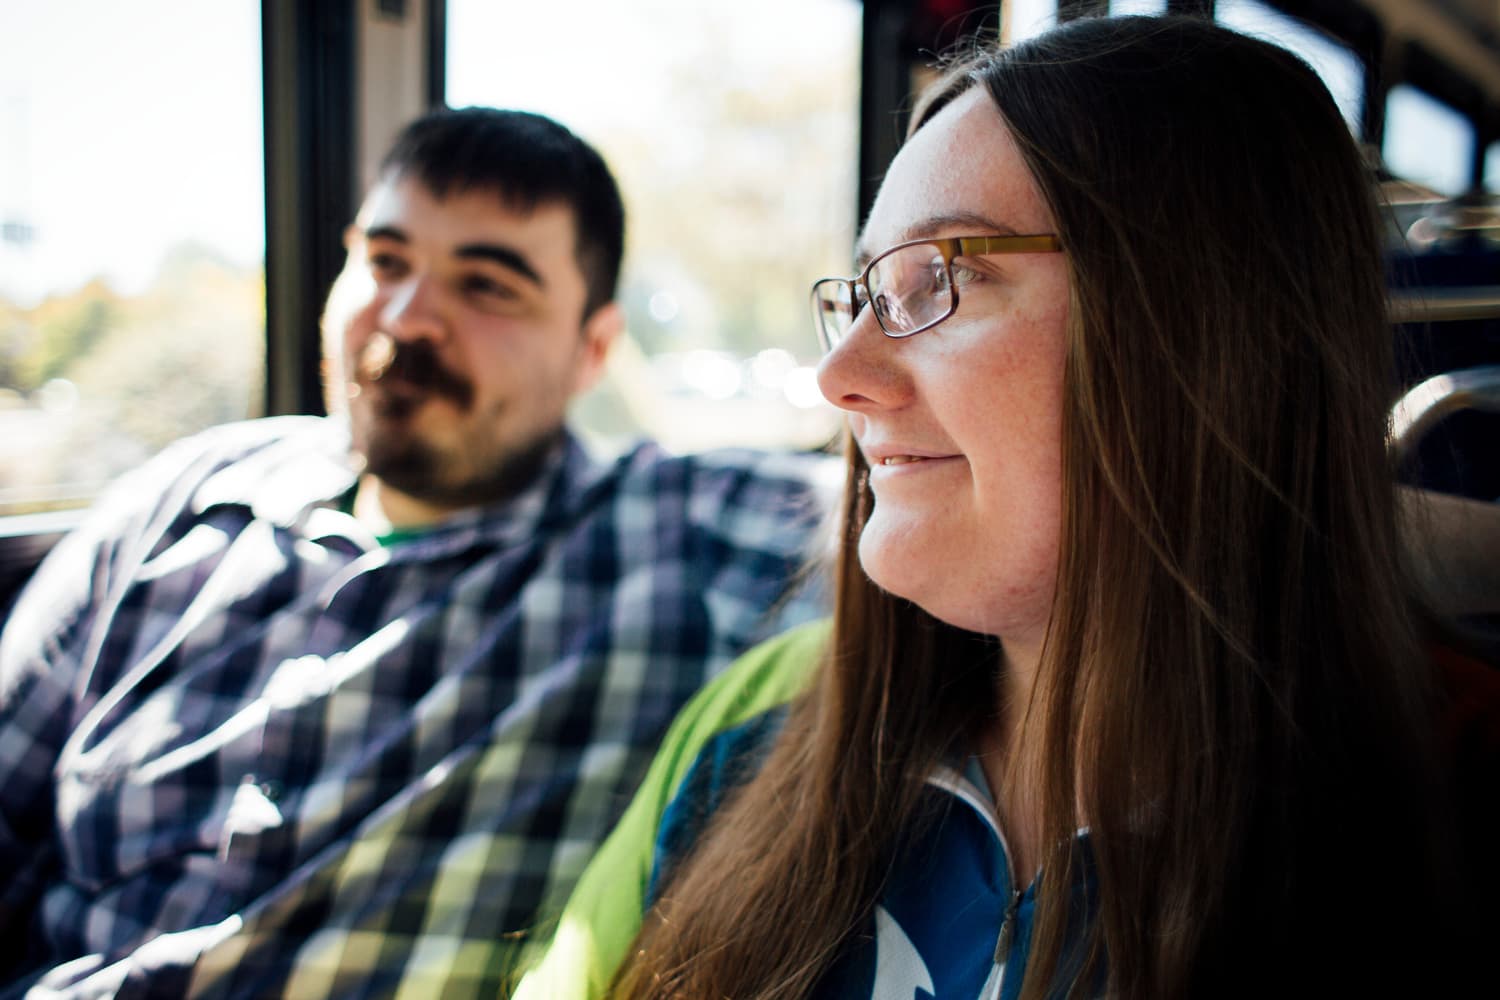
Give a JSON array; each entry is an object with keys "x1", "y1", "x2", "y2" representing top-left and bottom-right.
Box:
[
  {"x1": 600, "y1": 8, "x2": 859, "y2": 362},
  {"x1": 0, "y1": 244, "x2": 264, "y2": 513},
  {"x1": 8, "y1": 280, "x2": 120, "y2": 391}
]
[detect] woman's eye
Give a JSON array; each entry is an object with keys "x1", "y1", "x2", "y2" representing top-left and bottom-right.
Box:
[{"x1": 949, "y1": 261, "x2": 983, "y2": 287}]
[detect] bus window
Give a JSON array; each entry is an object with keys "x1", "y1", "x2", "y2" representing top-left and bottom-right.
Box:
[
  {"x1": 1216, "y1": 0, "x2": 1364, "y2": 133},
  {"x1": 1384, "y1": 84, "x2": 1476, "y2": 197},
  {"x1": 0, "y1": 1, "x2": 264, "y2": 517},
  {"x1": 1485, "y1": 141, "x2": 1500, "y2": 193},
  {"x1": 1006, "y1": 0, "x2": 1057, "y2": 44},
  {"x1": 446, "y1": 0, "x2": 853, "y2": 455}
]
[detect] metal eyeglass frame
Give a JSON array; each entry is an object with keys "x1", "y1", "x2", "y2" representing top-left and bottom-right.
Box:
[{"x1": 811, "y1": 233, "x2": 1064, "y2": 350}]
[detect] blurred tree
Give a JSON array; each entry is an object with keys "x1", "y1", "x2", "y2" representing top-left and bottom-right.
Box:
[
  {"x1": 16, "y1": 280, "x2": 120, "y2": 391},
  {"x1": 599, "y1": 3, "x2": 859, "y2": 361},
  {"x1": 53, "y1": 245, "x2": 263, "y2": 475},
  {"x1": 0, "y1": 299, "x2": 28, "y2": 392},
  {"x1": 0, "y1": 244, "x2": 263, "y2": 513}
]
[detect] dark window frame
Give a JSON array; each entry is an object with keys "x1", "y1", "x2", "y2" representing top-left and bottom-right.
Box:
[{"x1": 262, "y1": 0, "x2": 357, "y2": 418}]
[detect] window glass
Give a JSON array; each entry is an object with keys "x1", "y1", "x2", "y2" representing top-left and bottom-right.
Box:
[
  {"x1": 1484, "y1": 141, "x2": 1500, "y2": 193},
  {"x1": 1109, "y1": 0, "x2": 1166, "y2": 15},
  {"x1": 1216, "y1": 0, "x2": 1364, "y2": 132},
  {"x1": 1384, "y1": 84, "x2": 1475, "y2": 198},
  {"x1": 1005, "y1": 0, "x2": 1057, "y2": 45},
  {"x1": 447, "y1": 1, "x2": 853, "y2": 453},
  {"x1": 0, "y1": 1, "x2": 264, "y2": 516}
]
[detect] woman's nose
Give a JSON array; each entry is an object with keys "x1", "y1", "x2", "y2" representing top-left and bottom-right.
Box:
[{"x1": 815, "y1": 309, "x2": 911, "y2": 412}]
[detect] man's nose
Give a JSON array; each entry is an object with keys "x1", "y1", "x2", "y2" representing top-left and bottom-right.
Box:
[{"x1": 379, "y1": 274, "x2": 444, "y2": 342}]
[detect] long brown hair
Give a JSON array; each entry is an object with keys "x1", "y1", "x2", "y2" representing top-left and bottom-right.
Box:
[{"x1": 619, "y1": 16, "x2": 1466, "y2": 997}]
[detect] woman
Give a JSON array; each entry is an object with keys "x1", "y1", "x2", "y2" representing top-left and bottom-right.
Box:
[{"x1": 518, "y1": 15, "x2": 1485, "y2": 999}]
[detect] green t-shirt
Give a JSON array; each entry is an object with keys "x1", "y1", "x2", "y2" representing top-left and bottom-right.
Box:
[{"x1": 338, "y1": 487, "x2": 433, "y2": 548}]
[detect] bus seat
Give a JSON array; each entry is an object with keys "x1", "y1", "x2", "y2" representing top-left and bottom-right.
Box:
[
  {"x1": 1391, "y1": 364, "x2": 1500, "y2": 659},
  {"x1": 1387, "y1": 217, "x2": 1500, "y2": 500}
]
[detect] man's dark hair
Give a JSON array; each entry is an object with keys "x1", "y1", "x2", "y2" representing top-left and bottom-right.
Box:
[{"x1": 379, "y1": 107, "x2": 625, "y2": 319}]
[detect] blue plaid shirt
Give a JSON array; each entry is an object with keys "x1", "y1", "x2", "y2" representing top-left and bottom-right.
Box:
[{"x1": 0, "y1": 416, "x2": 831, "y2": 998}]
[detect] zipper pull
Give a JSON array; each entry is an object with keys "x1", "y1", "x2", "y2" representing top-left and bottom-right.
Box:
[{"x1": 994, "y1": 890, "x2": 1021, "y2": 963}]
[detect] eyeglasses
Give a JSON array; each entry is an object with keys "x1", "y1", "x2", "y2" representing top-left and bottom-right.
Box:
[{"x1": 810, "y1": 234, "x2": 1063, "y2": 350}]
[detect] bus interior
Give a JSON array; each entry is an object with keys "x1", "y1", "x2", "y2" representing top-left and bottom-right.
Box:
[{"x1": 1, "y1": 0, "x2": 1498, "y2": 632}]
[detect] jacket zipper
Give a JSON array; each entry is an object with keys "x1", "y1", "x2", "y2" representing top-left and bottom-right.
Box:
[
  {"x1": 984, "y1": 889, "x2": 1022, "y2": 1000},
  {"x1": 926, "y1": 766, "x2": 1024, "y2": 1000}
]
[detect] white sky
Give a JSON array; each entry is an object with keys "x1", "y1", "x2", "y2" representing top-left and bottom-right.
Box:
[
  {"x1": 0, "y1": 0, "x2": 264, "y2": 305},
  {"x1": 445, "y1": 0, "x2": 859, "y2": 144},
  {"x1": 1386, "y1": 84, "x2": 1476, "y2": 196}
]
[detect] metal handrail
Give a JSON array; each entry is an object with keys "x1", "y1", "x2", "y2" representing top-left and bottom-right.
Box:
[
  {"x1": 1389, "y1": 365, "x2": 1500, "y2": 463},
  {"x1": 1389, "y1": 287, "x2": 1500, "y2": 324}
]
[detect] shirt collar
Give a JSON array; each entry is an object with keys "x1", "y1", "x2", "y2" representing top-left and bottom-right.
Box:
[
  {"x1": 191, "y1": 418, "x2": 358, "y2": 527},
  {"x1": 190, "y1": 417, "x2": 606, "y2": 549}
]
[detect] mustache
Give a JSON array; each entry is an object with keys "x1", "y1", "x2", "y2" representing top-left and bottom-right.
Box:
[{"x1": 355, "y1": 332, "x2": 475, "y2": 409}]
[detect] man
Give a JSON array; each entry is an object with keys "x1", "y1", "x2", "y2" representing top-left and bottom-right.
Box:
[{"x1": 0, "y1": 109, "x2": 828, "y2": 998}]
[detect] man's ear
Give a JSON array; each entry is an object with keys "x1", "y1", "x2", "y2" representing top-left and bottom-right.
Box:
[{"x1": 572, "y1": 301, "x2": 624, "y2": 395}]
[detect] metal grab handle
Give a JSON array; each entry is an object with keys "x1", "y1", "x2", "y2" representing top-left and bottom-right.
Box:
[
  {"x1": 1389, "y1": 365, "x2": 1500, "y2": 464},
  {"x1": 1390, "y1": 287, "x2": 1500, "y2": 324}
]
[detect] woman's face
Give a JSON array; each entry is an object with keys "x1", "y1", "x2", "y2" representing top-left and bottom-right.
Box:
[{"x1": 817, "y1": 88, "x2": 1070, "y2": 663}]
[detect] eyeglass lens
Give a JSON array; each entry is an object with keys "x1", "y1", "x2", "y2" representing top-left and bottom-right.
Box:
[
  {"x1": 869, "y1": 245, "x2": 951, "y2": 335},
  {"x1": 813, "y1": 279, "x2": 855, "y2": 349},
  {"x1": 814, "y1": 242, "x2": 954, "y2": 347}
]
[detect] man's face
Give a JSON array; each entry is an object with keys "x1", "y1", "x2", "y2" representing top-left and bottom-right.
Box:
[{"x1": 322, "y1": 175, "x2": 618, "y2": 511}]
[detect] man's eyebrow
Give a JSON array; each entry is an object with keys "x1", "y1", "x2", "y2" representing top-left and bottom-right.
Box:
[
  {"x1": 363, "y1": 224, "x2": 409, "y2": 244},
  {"x1": 455, "y1": 243, "x2": 545, "y2": 288},
  {"x1": 358, "y1": 226, "x2": 545, "y2": 289},
  {"x1": 854, "y1": 211, "x2": 1022, "y2": 267}
]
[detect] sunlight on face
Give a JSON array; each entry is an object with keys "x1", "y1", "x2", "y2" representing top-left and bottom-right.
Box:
[
  {"x1": 323, "y1": 177, "x2": 614, "y2": 512},
  {"x1": 816, "y1": 90, "x2": 1071, "y2": 664}
]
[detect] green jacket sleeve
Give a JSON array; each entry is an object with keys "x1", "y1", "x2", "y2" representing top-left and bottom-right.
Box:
[{"x1": 511, "y1": 620, "x2": 829, "y2": 999}]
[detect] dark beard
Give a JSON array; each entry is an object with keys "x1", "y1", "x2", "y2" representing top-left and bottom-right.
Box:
[
  {"x1": 356, "y1": 334, "x2": 475, "y2": 411},
  {"x1": 348, "y1": 333, "x2": 566, "y2": 510},
  {"x1": 359, "y1": 417, "x2": 564, "y2": 511}
]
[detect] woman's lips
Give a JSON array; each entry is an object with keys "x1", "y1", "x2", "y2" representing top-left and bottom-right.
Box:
[
  {"x1": 861, "y1": 441, "x2": 961, "y2": 467},
  {"x1": 864, "y1": 449, "x2": 964, "y2": 474}
]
